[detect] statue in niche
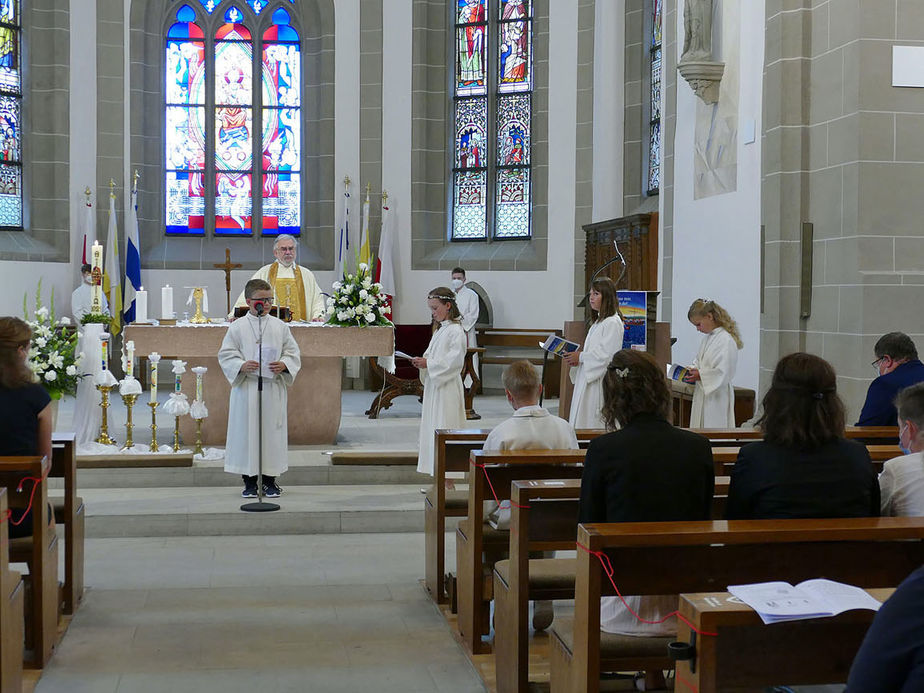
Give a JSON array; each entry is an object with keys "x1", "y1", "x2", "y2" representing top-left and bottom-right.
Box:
[{"x1": 682, "y1": 0, "x2": 714, "y2": 63}]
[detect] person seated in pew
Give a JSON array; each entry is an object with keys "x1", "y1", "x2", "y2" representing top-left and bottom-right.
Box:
[
  {"x1": 726, "y1": 353, "x2": 880, "y2": 520},
  {"x1": 846, "y1": 562, "x2": 924, "y2": 692},
  {"x1": 880, "y1": 383, "x2": 924, "y2": 516},
  {"x1": 0, "y1": 316, "x2": 53, "y2": 538},
  {"x1": 578, "y1": 349, "x2": 714, "y2": 691},
  {"x1": 857, "y1": 331, "x2": 924, "y2": 426}
]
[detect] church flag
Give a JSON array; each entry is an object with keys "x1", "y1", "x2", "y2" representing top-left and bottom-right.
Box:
[
  {"x1": 358, "y1": 188, "x2": 371, "y2": 268},
  {"x1": 335, "y1": 183, "x2": 351, "y2": 279},
  {"x1": 103, "y1": 191, "x2": 123, "y2": 335},
  {"x1": 124, "y1": 179, "x2": 142, "y2": 324},
  {"x1": 375, "y1": 196, "x2": 396, "y2": 299},
  {"x1": 80, "y1": 193, "x2": 94, "y2": 265}
]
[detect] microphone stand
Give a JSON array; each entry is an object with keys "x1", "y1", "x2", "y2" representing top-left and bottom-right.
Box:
[
  {"x1": 577, "y1": 240, "x2": 628, "y2": 309},
  {"x1": 241, "y1": 304, "x2": 280, "y2": 512}
]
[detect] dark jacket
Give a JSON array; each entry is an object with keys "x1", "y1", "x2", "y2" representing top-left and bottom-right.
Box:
[
  {"x1": 725, "y1": 439, "x2": 880, "y2": 520},
  {"x1": 578, "y1": 414, "x2": 714, "y2": 524},
  {"x1": 857, "y1": 359, "x2": 924, "y2": 426}
]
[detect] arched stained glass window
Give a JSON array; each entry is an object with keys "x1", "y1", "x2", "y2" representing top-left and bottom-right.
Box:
[
  {"x1": 164, "y1": 1, "x2": 302, "y2": 236},
  {"x1": 452, "y1": 0, "x2": 532, "y2": 240},
  {"x1": 0, "y1": 0, "x2": 22, "y2": 229}
]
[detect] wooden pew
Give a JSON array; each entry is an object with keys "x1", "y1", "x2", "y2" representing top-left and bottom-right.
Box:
[
  {"x1": 456, "y1": 449, "x2": 585, "y2": 654},
  {"x1": 549, "y1": 517, "x2": 924, "y2": 693},
  {"x1": 711, "y1": 445, "x2": 897, "y2": 477},
  {"x1": 0, "y1": 488, "x2": 24, "y2": 692},
  {"x1": 673, "y1": 588, "x2": 894, "y2": 692},
  {"x1": 0, "y1": 455, "x2": 58, "y2": 668},
  {"x1": 51, "y1": 432, "x2": 84, "y2": 614},
  {"x1": 690, "y1": 425, "x2": 898, "y2": 446}
]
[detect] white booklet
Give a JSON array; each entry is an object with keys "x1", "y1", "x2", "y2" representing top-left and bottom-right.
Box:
[
  {"x1": 727, "y1": 579, "x2": 883, "y2": 625},
  {"x1": 253, "y1": 345, "x2": 280, "y2": 379}
]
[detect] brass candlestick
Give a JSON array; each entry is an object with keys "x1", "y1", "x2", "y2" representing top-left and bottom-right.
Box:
[
  {"x1": 95, "y1": 384, "x2": 117, "y2": 445},
  {"x1": 173, "y1": 416, "x2": 182, "y2": 452},
  {"x1": 121, "y1": 394, "x2": 138, "y2": 449},
  {"x1": 194, "y1": 418, "x2": 204, "y2": 455},
  {"x1": 148, "y1": 401, "x2": 159, "y2": 452}
]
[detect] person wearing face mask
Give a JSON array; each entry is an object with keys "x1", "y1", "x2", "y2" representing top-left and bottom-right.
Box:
[
  {"x1": 450, "y1": 267, "x2": 480, "y2": 375},
  {"x1": 71, "y1": 263, "x2": 109, "y2": 323},
  {"x1": 230, "y1": 234, "x2": 325, "y2": 322},
  {"x1": 879, "y1": 383, "x2": 924, "y2": 516}
]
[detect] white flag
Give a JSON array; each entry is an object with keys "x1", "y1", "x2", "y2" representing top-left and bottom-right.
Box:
[
  {"x1": 376, "y1": 200, "x2": 396, "y2": 297},
  {"x1": 335, "y1": 185, "x2": 351, "y2": 279}
]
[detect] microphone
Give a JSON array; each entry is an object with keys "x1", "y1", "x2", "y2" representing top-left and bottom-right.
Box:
[{"x1": 255, "y1": 301, "x2": 265, "y2": 316}]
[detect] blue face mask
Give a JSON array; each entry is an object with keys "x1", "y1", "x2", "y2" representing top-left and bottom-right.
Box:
[{"x1": 900, "y1": 422, "x2": 913, "y2": 455}]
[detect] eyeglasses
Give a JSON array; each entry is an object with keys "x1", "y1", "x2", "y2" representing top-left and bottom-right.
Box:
[{"x1": 872, "y1": 357, "x2": 888, "y2": 370}]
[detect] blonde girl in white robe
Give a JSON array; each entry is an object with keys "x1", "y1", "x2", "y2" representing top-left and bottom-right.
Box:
[
  {"x1": 685, "y1": 298, "x2": 743, "y2": 428},
  {"x1": 413, "y1": 287, "x2": 468, "y2": 476},
  {"x1": 563, "y1": 277, "x2": 625, "y2": 430}
]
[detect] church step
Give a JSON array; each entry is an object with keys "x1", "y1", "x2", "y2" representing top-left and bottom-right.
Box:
[{"x1": 80, "y1": 484, "x2": 426, "y2": 537}]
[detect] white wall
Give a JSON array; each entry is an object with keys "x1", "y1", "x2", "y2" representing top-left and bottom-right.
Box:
[
  {"x1": 670, "y1": 0, "x2": 764, "y2": 390},
  {"x1": 592, "y1": 0, "x2": 624, "y2": 223}
]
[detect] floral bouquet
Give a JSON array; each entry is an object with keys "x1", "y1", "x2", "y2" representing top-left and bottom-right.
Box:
[
  {"x1": 324, "y1": 263, "x2": 393, "y2": 327},
  {"x1": 23, "y1": 281, "x2": 84, "y2": 400}
]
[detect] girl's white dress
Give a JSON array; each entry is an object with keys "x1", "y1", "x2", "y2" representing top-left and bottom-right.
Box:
[
  {"x1": 416, "y1": 320, "x2": 467, "y2": 475},
  {"x1": 568, "y1": 314, "x2": 625, "y2": 430},
  {"x1": 690, "y1": 326, "x2": 738, "y2": 428}
]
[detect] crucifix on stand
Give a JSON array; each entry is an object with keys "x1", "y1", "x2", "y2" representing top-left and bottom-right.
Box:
[{"x1": 213, "y1": 248, "x2": 242, "y2": 316}]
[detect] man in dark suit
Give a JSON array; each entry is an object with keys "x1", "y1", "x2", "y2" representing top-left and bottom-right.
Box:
[{"x1": 857, "y1": 332, "x2": 924, "y2": 426}]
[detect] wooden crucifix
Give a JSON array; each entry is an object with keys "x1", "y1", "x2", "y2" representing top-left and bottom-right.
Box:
[{"x1": 213, "y1": 248, "x2": 242, "y2": 316}]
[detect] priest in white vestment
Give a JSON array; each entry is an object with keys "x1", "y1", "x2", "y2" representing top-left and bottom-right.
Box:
[
  {"x1": 71, "y1": 264, "x2": 109, "y2": 323},
  {"x1": 231, "y1": 234, "x2": 326, "y2": 322},
  {"x1": 451, "y1": 267, "x2": 480, "y2": 373},
  {"x1": 220, "y1": 279, "x2": 301, "y2": 498}
]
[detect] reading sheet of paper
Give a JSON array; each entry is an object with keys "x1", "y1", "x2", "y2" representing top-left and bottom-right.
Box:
[{"x1": 254, "y1": 345, "x2": 280, "y2": 378}]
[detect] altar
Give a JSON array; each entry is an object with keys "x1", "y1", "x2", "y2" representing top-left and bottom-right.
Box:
[{"x1": 122, "y1": 324, "x2": 394, "y2": 446}]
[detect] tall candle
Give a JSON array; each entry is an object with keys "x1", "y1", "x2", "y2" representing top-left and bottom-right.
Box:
[
  {"x1": 192, "y1": 366, "x2": 207, "y2": 401},
  {"x1": 161, "y1": 285, "x2": 174, "y2": 320},
  {"x1": 149, "y1": 352, "x2": 160, "y2": 404},
  {"x1": 99, "y1": 332, "x2": 110, "y2": 372},
  {"x1": 91, "y1": 241, "x2": 104, "y2": 313},
  {"x1": 135, "y1": 287, "x2": 148, "y2": 323},
  {"x1": 125, "y1": 341, "x2": 135, "y2": 378}
]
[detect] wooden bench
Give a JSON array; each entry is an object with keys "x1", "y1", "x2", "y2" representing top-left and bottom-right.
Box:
[
  {"x1": 710, "y1": 444, "x2": 896, "y2": 477},
  {"x1": 476, "y1": 327, "x2": 562, "y2": 397},
  {"x1": 51, "y1": 432, "x2": 84, "y2": 614},
  {"x1": 549, "y1": 517, "x2": 924, "y2": 693},
  {"x1": 690, "y1": 425, "x2": 899, "y2": 446},
  {"x1": 0, "y1": 488, "x2": 24, "y2": 692},
  {"x1": 673, "y1": 588, "x2": 894, "y2": 692},
  {"x1": 1, "y1": 455, "x2": 59, "y2": 668},
  {"x1": 456, "y1": 449, "x2": 586, "y2": 654}
]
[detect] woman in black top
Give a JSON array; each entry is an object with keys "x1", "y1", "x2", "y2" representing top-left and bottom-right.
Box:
[
  {"x1": 726, "y1": 352, "x2": 879, "y2": 520},
  {"x1": 0, "y1": 316, "x2": 53, "y2": 537}
]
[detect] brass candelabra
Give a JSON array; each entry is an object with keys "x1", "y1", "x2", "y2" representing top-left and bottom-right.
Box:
[
  {"x1": 148, "y1": 402, "x2": 159, "y2": 452},
  {"x1": 120, "y1": 394, "x2": 138, "y2": 449},
  {"x1": 194, "y1": 418, "x2": 204, "y2": 455},
  {"x1": 95, "y1": 384, "x2": 117, "y2": 446},
  {"x1": 173, "y1": 416, "x2": 182, "y2": 452}
]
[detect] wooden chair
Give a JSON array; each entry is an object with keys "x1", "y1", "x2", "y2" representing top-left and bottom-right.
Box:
[
  {"x1": 456, "y1": 449, "x2": 586, "y2": 654},
  {"x1": 366, "y1": 323, "x2": 432, "y2": 418},
  {"x1": 0, "y1": 488, "x2": 24, "y2": 692},
  {"x1": 1, "y1": 455, "x2": 58, "y2": 668},
  {"x1": 51, "y1": 432, "x2": 84, "y2": 614},
  {"x1": 549, "y1": 517, "x2": 924, "y2": 693}
]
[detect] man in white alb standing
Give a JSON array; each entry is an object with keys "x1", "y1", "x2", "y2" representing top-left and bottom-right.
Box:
[{"x1": 451, "y1": 267, "x2": 480, "y2": 380}]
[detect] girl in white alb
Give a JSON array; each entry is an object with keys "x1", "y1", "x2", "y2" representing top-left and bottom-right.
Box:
[
  {"x1": 685, "y1": 298, "x2": 743, "y2": 428},
  {"x1": 413, "y1": 287, "x2": 468, "y2": 476},
  {"x1": 564, "y1": 277, "x2": 625, "y2": 430}
]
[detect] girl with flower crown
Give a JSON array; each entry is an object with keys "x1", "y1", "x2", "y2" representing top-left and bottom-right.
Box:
[
  {"x1": 412, "y1": 288, "x2": 467, "y2": 477},
  {"x1": 685, "y1": 298, "x2": 743, "y2": 428}
]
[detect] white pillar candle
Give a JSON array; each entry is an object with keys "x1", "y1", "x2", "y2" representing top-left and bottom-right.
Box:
[
  {"x1": 192, "y1": 366, "x2": 207, "y2": 402},
  {"x1": 161, "y1": 285, "x2": 174, "y2": 320},
  {"x1": 126, "y1": 341, "x2": 135, "y2": 378},
  {"x1": 99, "y1": 332, "x2": 110, "y2": 372},
  {"x1": 149, "y1": 352, "x2": 160, "y2": 403},
  {"x1": 135, "y1": 288, "x2": 148, "y2": 323}
]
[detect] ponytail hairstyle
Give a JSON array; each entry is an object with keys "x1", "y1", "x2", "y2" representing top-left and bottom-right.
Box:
[
  {"x1": 0, "y1": 316, "x2": 35, "y2": 389},
  {"x1": 687, "y1": 298, "x2": 743, "y2": 349},
  {"x1": 427, "y1": 286, "x2": 462, "y2": 330},
  {"x1": 590, "y1": 277, "x2": 625, "y2": 324},
  {"x1": 601, "y1": 349, "x2": 672, "y2": 430}
]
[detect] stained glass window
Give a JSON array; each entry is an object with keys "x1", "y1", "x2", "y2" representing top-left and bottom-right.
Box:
[
  {"x1": 647, "y1": 0, "x2": 662, "y2": 195},
  {"x1": 451, "y1": 0, "x2": 532, "y2": 240},
  {"x1": 164, "y1": 1, "x2": 302, "y2": 236},
  {"x1": 0, "y1": 0, "x2": 21, "y2": 229}
]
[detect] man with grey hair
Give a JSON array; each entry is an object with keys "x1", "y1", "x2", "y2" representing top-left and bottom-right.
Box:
[
  {"x1": 856, "y1": 332, "x2": 924, "y2": 426},
  {"x1": 231, "y1": 234, "x2": 326, "y2": 321}
]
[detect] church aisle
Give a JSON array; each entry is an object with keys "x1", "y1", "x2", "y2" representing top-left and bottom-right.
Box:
[{"x1": 34, "y1": 533, "x2": 483, "y2": 693}]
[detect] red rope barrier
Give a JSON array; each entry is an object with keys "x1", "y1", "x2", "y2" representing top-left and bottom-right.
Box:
[
  {"x1": 676, "y1": 672, "x2": 700, "y2": 692},
  {"x1": 7, "y1": 473, "x2": 47, "y2": 527},
  {"x1": 576, "y1": 542, "x2": 718, "y2": 637},
  {"x1": 474, "y1": 463, "x2": 530, "y2": 510}
]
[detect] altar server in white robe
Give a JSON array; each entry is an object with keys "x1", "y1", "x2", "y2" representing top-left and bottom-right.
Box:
[
  {"x1": 220, "y1": 279, "x2": 301, "y2": 498},
  {"x1": 684, "y1": 298, "x2": 742, "y2": 428},
  {"x1": 450, "y1": 267, "x2": 480, "y2": 375},
  {"x1": 231, "y1": 234, "x2": 326, "y2": 322},
  {"x1": 412, "y1": 287, "x2": 467, "y2": 477},
  {"x1": 564, "y1": 277, "x2": 625, "y2": 430}
]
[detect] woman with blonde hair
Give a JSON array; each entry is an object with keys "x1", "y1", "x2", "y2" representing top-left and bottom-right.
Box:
[
  {"x1": 685, "y1": 298, "x2": 742, "y2": 428},
  {"x1": 412, "y1": 288, "x2": 467, "y2": 477},
  {"x1": 563, "y1": 277, "x2": 625, "y2": 429}
]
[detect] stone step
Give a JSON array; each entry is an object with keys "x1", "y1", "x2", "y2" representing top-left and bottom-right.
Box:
[{"x1": 81, "y1": 484, "x2": 427, "y2": 538}]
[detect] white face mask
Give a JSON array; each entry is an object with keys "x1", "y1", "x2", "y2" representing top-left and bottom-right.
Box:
[
  {"x1": 83, "y1": 275, "x2": 92, "y2": 285},
  {"x1": 450, "y1": 278, "x2": 464, "y2": 290}
]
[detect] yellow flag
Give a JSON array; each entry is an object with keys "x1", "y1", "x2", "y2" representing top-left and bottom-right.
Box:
[{"x1": 358, "y1": 189, "x2": 371, "y2": 268}]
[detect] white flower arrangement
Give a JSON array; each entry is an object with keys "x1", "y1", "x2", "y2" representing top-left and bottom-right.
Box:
[
  {"x1": 24, "y1": 281, "x2": 84, "y2": 400},
  {"x1": 324, "y1": 264, "x2": 393, "y2": 328}
]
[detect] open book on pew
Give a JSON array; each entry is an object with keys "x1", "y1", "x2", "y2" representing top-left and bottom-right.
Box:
[
  {"x1": 539, "y1": 334, "x2": 580, "y2": 356},
  {"x1": 727, "y1": 579, "x2": 883, "y2": 625}
]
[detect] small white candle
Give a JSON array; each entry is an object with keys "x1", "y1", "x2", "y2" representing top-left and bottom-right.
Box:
[
  {"x1": 161, "y1": 285, "x2": 174, "y2": 320},
  {"x1": 149, "y1": 352, "x2": 160, "y2": 403},
  {"x1": 99, "y1": 332, "x2": 110, "y2": 372},
  {"x1": 135, "y1": 287, "x2": 148, "y2": 323},
  {"x1": 126, "y1": 341, "x2": 135, "y2": 378}
]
